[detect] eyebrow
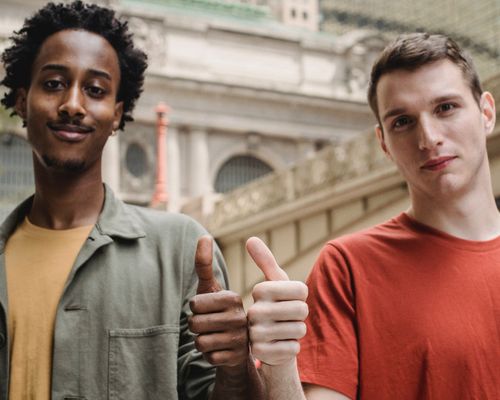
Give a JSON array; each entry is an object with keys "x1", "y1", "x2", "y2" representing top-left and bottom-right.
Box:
[
  {"x1": 40, "y1": 63, "x2": 112, "y2": 81},
  {"x1": 382, "y1": 107, "x2": 407, "y2": 123},
  {"x1": 381, "y1": 93, "x2": 465, "y2": 123}
]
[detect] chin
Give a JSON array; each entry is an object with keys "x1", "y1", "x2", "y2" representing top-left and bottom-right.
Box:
[
  {"x1": 434, "y1": 176, "x2": 470, "y2": 197},
  {"x1": 42, "y1": 155, "x2": 86, "y2": 173}
]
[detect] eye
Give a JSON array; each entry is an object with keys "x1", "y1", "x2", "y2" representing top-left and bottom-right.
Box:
[
  {"x1": 85, "y1": 85, "x2": 106, "y2": 98},
  {"x1": 43, "y1": 79, "x2": 64, "y2": 91},
  {"x1": 437, "y1": 103, "x2": 456, "y2": 114},
  {"x1": 392, "y1": 116, "x2": 413, "y2": 130}
]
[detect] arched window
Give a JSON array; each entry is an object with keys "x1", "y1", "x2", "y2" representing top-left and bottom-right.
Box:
[
  {"x1": 0, "y1": 133, "x2": 34, "y2": 220},
  {"x1": 214, "y1": 155, "x2": 273, "y2": 194}
]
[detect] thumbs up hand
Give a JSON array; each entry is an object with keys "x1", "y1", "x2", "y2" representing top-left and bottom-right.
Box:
[
  {"x1": 246, "y1": 237, "x2": 309, "y2": 366},
  {"x1": 189, "y1": 236, "x2": 249, "y2": 369}
]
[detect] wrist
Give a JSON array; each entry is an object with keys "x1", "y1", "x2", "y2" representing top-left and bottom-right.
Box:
[
  {"x1": 216, "y1": 355, "x2": 253, "y2": 379},
  {"x1": 260, "y1": 358, "x2": 300, "y2": 380}
]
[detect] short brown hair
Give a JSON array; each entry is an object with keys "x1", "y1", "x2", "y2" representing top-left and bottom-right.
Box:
[{"x1": 367, "y1": 33, "x2": 482, "y2": 123}]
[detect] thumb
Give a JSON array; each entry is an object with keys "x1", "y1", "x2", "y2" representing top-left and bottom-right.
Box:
[
  {"x1": 195, "y1": 235, "x2": 222, "y2": 294},
  {"x1": 246, "y1": 236, "x2": 289, "y2": 281}
]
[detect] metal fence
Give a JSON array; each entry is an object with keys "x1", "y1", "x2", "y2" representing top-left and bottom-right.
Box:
[{"x1": 0, "y1": 133, "x2": 34, "y2": 221}]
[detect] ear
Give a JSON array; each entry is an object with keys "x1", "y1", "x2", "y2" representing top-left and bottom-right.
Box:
[
  {"x1": 480, "y1": 91, "x2": 496, "y2": 136},
  {"x1": 375, "y1": 124, "x2": 393, "y2": 161},
  {"x1": 14, "y1": 88, "x2": 27, "y2": 120},
  {"x1": 112, "y1": 101, "x2": 124, "y2": 132}
]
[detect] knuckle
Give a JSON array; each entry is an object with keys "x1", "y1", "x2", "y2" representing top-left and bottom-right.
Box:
[
  {"x1": 231, "y1": 331, "x2": 248, "y2": 347},
  {"x1": 247, "y1": 304, "x2": 264, "y2": 324},
  {"x1": 225, "y1": 291, "x2": 243, "y2": 307},
  {"x1": 194, "y1": 335, "x2": 208, "y2": 353},
  {"x1": 299, "y1": 283, "x2": 309, "y2": 300},
  {"x1": 188, "y1": 316, "x2": 200, "y2": 333},
  {"x1": 189, "y1": 297, "x2": 197, "y2": 313},
  {"x1": 249, "y1": 324, "x2": 264, "y2": 341},
  {"x1": 296, "y1": 322, "x2": 307, "y2": 339},
  {"x1": 204, "y1": 352, "x2": 218, "y2": 365},
  {"x1": 252, "y1": 282, "x2": 271, "y2": 301},
  {"x1": 290, "y1": 340, "x2": 300, "y2": 356},
  {"x1": 251, "y1": 342, "x2": 266, "y2": 358},
  {"x1": 206, "y1": 351, "x2": 228, "y2": 366},
  {"x1": 232, "y1": 311, "x2": 248, "y2": 327},
  {"x1": 225, "y1": 308, "x2": 247, "y2": 327},
  {"x1": 298, "y1": 322, "x2": 307, "y2": 338},
  {"x1": 299, "y1": 302, "x2": 309, "y2": 319}
]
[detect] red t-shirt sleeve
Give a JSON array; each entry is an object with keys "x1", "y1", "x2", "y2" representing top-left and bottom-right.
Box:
[{"x1": 297, "y1": 242, "x2": 358, "y2": 399}]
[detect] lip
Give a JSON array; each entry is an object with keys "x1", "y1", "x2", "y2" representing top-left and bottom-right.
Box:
[
  {"x1": 47, "y1": 122, "x2": 94, "y2": 142},
  {"x1": 421, "y1": 156, "x2": 457, "y2": 171}
]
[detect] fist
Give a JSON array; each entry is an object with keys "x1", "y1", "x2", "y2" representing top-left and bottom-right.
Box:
[
  {"x1": 188, "y1": 236, "x2": 249, "y2": 368},
  {"x1": 246, "y1": 237, "x2": 309, "y2": 366}
]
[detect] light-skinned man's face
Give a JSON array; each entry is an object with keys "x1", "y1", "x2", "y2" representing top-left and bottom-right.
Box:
[
  {"x1": 15, "y1": 29, "x2": 123, "y2": 173},
  {"x1": 375, "y1": 59, "x2": 496, "y2": 202}
]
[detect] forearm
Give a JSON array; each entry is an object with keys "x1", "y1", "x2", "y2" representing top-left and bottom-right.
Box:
[
  {"x1": 210, "y1": 357, "x2": 265, "y2": 400},
  {"x1": 260, "y1": 359, "x2": 306, "y2": 400}
]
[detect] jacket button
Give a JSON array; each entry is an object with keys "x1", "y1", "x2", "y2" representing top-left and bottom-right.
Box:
[{"x1": 0, "y1": 333, "x2": 5, "y2": 349}]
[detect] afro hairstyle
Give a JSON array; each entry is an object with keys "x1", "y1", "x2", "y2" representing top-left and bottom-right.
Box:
[{"x1": 1, "y1": 0, "x2": 148, "y2": 130}]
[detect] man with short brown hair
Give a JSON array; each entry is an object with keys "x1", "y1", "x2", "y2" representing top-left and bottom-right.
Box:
[{"x1": 246, "y1": 33, "x2": 500, "y2": 399}]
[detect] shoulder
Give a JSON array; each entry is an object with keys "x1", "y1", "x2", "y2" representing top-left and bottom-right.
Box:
[
  {"x1": 311, "y1": 214, "x2": 410, "y2": 276},
  {"x1": 329, "y1": 213, "x2": 409, "y2": 252},
  {"x1": 124, "y1": 203, "x2": 208, "y2": 239}
]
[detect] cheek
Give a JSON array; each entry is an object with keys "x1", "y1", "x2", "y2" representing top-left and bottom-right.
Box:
[
  {"x1": 26, "y1": 93, "x2": 56, "y2": 119},
  {"x1": 89, "y1": 103, "x2": 118, "y2": 126},
  {"x1": 387, "y1": 143, "x2": 416, "y2": 168}
]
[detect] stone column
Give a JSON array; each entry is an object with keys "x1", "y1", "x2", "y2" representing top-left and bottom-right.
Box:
[
  {"x1": 167, "y1": 125, "x2": 181, "y2": 212},
  {"x1": 151, "y1": 103, "x2": 169, "y2": 208},
  {"x1": 189, "y1": 127, "x2": 210, "y2": 198},
  {"x1": 101, "y1": 135, "x2": 120, "y2": 193}
]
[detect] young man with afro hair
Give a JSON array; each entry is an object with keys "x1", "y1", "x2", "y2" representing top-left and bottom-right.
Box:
[{"x1": 0, "y1": 2, "x2": 263, "y2": 399}]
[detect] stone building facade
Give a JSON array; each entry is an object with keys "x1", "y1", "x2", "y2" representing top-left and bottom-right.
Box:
[
  {"x1": 0, "y1": 0, "x2": 381, "y2": 219},
  {"x1": 320, "y1": 0, "x2": 500, "y2": 79}
]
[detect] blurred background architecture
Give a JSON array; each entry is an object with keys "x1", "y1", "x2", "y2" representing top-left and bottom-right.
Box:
[{"x1": 1, "y1": 0, "x2": 500, "y2": 303}]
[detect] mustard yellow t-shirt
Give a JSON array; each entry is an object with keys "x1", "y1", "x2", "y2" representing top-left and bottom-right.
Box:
[{"x1": 5, "y1": 218, "x2": 93, "y2": 399}]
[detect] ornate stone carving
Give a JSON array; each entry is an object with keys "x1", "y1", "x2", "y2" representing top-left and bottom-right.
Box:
[
  {"x1": 208, "y1": 131, "x2": 392, "y2": 230},
  {"x1": 127, "y1": 16, "x2": 167, "y2": 70}
]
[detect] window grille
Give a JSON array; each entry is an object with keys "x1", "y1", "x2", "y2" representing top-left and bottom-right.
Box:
[
  {"x1": 214, "y1": 155, "x2": 273, "y2": 194},
  {"x1": 0, "y1": 133, "x2": 34, "y2": 221},
  {"x1": 125, "y1": 142, "x2": 148, "y2": 178}
]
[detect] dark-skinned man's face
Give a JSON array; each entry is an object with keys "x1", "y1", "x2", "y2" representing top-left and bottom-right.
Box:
[{"x1": 15, "y1": 29, "x2": 123, "y2": 173}]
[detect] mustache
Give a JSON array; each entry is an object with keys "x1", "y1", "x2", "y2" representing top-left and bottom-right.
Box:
[{"x1": 47, "y1": 120, "x2": 95, "y2": 133}]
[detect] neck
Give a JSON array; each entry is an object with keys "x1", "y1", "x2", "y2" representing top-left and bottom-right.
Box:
[
  {"x1": 408, "y1": 183, "x2": 500, "y2": 241},
  {"x1": 29, "y1": 158, "x2": 105, "y2": 230}
]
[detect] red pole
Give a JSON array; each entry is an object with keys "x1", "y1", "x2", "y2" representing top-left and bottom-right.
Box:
[{"x1": 151, "y1": 102, "x2": 169, "y2": 207}]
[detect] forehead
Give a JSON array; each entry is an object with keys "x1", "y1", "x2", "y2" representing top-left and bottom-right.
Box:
[
  {"x1": 32, "y1": 29, "x2": 120, "y2": 80},
  {"x1": 376, "y1": 60, "x2": 472, "y2": 114}
]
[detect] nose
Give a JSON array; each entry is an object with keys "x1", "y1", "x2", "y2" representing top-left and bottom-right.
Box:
[
  {"x1": 58, "y1": 85, "x2": 85, "y2": 118},
  {"x1": 417, "y1": 115, "x2": 443, "y2": 150}
]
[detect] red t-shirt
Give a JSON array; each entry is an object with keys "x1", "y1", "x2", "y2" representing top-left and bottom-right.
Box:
[{"x1": 298, "y1": 213, "x2": 500, "y2": 399}]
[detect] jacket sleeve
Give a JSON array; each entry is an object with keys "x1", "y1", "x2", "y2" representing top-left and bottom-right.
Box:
[{"x1": 177, "y1": 218, "x2": 229, "y2": 400}]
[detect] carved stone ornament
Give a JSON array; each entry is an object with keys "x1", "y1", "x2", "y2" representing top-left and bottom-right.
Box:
[
  {"x1": 127, "y1": 16, "x2": 167, "y2": 70},
  {"x1": 209, "y1": 131, "x2": 392, "y2": 230}
]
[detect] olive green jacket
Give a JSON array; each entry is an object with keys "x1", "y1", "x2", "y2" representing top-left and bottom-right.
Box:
[{"x1": 0, "y1": 185, "x2": 228, "y2": 399}]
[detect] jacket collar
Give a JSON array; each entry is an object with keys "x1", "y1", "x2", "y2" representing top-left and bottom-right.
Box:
[
  {"x1": 93, "y1": 184, "x2": 146, "y2": 240},
  {"x1": 0, "y1": 184, "x2": 145, "y2": 252}
]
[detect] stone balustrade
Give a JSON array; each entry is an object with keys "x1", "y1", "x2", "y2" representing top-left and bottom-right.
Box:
[{"x1": 208, "y1": 130, "x2": 392, "y2": 231}]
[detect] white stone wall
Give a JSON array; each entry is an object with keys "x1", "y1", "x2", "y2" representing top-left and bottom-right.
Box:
[{"x1": 0, "y1": 0, "x2": 382, "y2": 212}]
